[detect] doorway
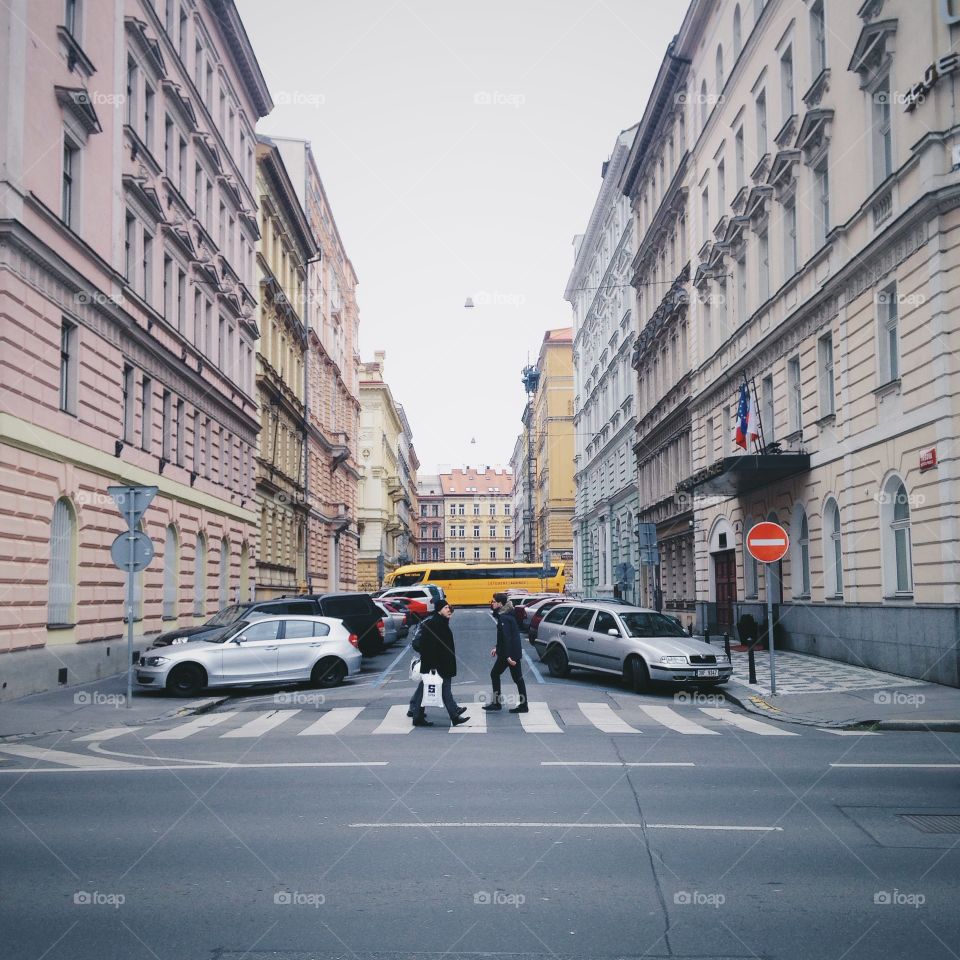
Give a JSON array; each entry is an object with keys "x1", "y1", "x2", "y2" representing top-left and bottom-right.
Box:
[{"x1": 713, "y1": 549, "x2": 737, "y2": 631}]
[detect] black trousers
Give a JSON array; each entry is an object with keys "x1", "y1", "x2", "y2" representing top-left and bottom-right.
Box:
[{"x1": 491, "y1": 655, "x2": 527, "y2": 705}]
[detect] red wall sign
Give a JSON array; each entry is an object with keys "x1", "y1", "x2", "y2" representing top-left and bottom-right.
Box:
[
  {"x1": 746, "y1": 521, "x2": 790, "y2": 564},
  {"x1": 920, "y1": 448, "x2": 938, "y2": 471}
]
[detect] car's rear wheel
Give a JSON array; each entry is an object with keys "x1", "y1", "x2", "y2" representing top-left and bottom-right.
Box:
[
  {"x1": 624, "y1": 656, "x2": 650, "y2": 694},
  {"x1": 165, "y1": 663, "x2": 206, "y2": 697},
  {"x1": 311, "y1": 658, "x2": 347, "y2": 688},
  {"x1": 546, "y1": 645, "x2": 570, "y2": 678}
]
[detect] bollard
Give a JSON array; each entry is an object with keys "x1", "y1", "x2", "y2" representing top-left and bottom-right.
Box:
[
  {"x1": 724, "y1": 632, "x2": 731, "y2": 659},
  {"x1": 748, "y1": 644, "x2": 757, "y2": 684},
  {"x1": 704, "y1": 626, "x2": 711, "y2": 645},
  {"x1": 687, "y1": 623, "x2": 693, "y2": 637}
]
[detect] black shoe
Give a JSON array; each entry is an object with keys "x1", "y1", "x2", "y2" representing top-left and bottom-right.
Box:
[
  {"x1": 508, "y1": 704, "x2": 529, "y2": 714},
  {"x1": 406, "y1": 709, "x2": 417, "y2": 718},
  {"x1": 451, "y1": 715, "x2": 470, "y2": 726},
  {"x1": 412, "y1": 716, "x2": 433, "y2": 727},
  {"x1": 482, "y1": 700, "x2": 502, "y2": 711},
  {"x1": 455, "y1": 707, "x2": 468, "y2": 716}
]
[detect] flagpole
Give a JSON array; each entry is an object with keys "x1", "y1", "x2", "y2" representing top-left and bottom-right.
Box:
[{"x1": 749, "y1": 376, "x2": 765, "y2": 454}]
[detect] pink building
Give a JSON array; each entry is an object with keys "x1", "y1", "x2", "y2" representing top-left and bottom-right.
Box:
[{"x1": 0, "y1": 0, "x2": 271, "y2": 697}]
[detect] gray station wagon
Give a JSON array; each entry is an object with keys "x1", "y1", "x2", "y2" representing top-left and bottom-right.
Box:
[{"x1": 531, "y1": 602, "x2": 732, "y2": 692}]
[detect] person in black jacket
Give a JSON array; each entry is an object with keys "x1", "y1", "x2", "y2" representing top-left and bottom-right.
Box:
[
  {"x1": 408, "y1": 602, "x2": 470, "y2": 728},
  {"x1": 483, "y1": 592, "x2": 528, "y2": 714}
]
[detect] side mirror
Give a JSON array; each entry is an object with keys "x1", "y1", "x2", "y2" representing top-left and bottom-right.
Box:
[
  {"x1": 231, "y1": 635, "x2": 245, "y2": 645},
  {"x1": 607, "y1": 628, "x2": 620, "y2": 637}
]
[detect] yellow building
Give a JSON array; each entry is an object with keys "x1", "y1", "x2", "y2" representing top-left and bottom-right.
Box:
[
  {"x1": 440, "y1": 468, "x2": 514, "y2": 562},
  {"x1": 530, "y1": 328, "x2": 575, "y2": 564},
  {"x1": 254, "y1": 138, "x2": 314, "y2": 597}
]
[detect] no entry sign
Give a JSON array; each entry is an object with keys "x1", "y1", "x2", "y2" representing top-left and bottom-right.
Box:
[{"x1": 746, "y1": 521, "x2": 789, "y2": 564}]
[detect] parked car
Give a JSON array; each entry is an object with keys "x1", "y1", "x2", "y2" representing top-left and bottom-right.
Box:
[
  {"x1": 531, "y1": 602, "x2": 732, "y2": 692},
  {"x1": 374, "y1": 584, "x2": 446, "y2": 618},
  {"x1": 525, "y1": 596, "x2": 569, "y2": 641},
  {"x1": 153, "y1": 593, "x2": 387, "y2": 657},
  {"x1": 578, "y1": 596, "x2": 635, "y2": 606},
  {"x1": 508, "y1": 593, "x2": 558, "y2": 631},
  {"x1": 136, "y1": 615, "x2": 362, "y2": 696},
  {"x1": 374, "y1": 599, "x2": 408, "y2": 642}
]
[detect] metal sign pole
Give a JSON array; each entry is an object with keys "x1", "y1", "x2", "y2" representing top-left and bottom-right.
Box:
[
  {"x1": 765, "y1": 561, "x2": 776, "y2": 696},
  {"x1": 126, "y1": 497, "x2": 135, "y2": 708}
]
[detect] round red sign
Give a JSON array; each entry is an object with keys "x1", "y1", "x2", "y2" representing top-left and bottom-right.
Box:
[{"x1": 746, "y1": 521, "x2": 790, "y2": 564}]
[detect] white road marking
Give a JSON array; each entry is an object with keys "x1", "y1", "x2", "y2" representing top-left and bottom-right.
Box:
[
  {"x1": 750, "y1": 538, "x2": 787, "y2": 546},
  {"x1": 830, "y1": 763, "x2": 960, "y2": 769},
  {"x1": 298, "y1": 707, "x2": 364, "y2": 736},
  {"x1": 220, "y1": 710, "x2": 300, "y2": 738},
  {"x1": 73, "y1": 727, "x2": 141, "y2": 742},
  {"x1": 373, "y1": 704, "x2": 415, "y2": 734},
  {"x1": 0, "y1": 761, "x2": 389, "y2": 775},
  {"x1": 350, "y1": 821, "x2": 782, "y2": 832},
  {"x1": 639, "y1": 705, "x2": 720, "y2": 735},
  {"x1": 450, "y1": 709, "x2": 486, "y2": 733},
  {"x1": 578, "y1": 702, "x2": 640, "y2": 733},
  {"x1": 0, "y1": 744, "x2": 143, "y2": 768},
  {"x1": 519, "y1": 702, "x2": 563, "y2": 733},
  {"x1": 145, "y1": 711, "x2": 238, "y2": 740},
  {"x1": 541, "y1": 761, "x2": 695, "y2": 767},
  {"x1": 699, "y1": 707, "x2": 798, "y2": 736},
  {"x1": 819, "y1": 728, "x2": 881, "y2": 736},
  {"x1": 523, "y1": 651, "x2": 546, "y2": 684}
]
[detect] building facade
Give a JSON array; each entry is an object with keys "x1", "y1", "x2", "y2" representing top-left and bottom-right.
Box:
[
  {"x1": 253, "y1": 137, "x2": 312, "y2": 597},
  {"x1": 567, "y1": 129, "x2": 639, "y2": 600},
  {"x1": 415, "y1": 474, "x2": 445, "y2": 563},
  {"x1": 0, "y1": 0, "x2": 269, "y2": 697},
  {"x1": 662, "y1": 0, "x2": 960, "y2": 684},
  {"x1": 356, "y1": 352, "x2": 417, "y2": 590},
  {"x1": 440, "y1": 468, "x2": 514, "y2": 563},
  {"x1": 509, "y1": 432, "x2": 528, "y2": 562},
  {"x1": 272, "y1": 138, "x2": 361, "y2": 593},
  {"x1": 530, "y1": 329, "x2": 575, "y2": 566}
]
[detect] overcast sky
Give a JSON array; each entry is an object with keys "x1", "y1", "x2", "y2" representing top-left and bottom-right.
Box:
[{"x1": 236, "y1": 0, "x2": 686, "y2": 473}]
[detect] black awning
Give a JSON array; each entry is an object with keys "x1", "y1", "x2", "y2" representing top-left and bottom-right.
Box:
[{"x1": 678, "y1": 453, "x2": 811, "y2": 498}]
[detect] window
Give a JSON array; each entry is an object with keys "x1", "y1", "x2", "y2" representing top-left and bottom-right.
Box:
[
  {"x1": 504, "y1": 547, "x2": 512, "y2": 559},
  {"x1": 142, "y1": 230, "x2": 153, "y2": 302},
  {"x1": 473, "y1": 547, "x2": 481, "y2": 560},
  {"x1": 219, "y1": 538, "x2": 230, "y2": 609},
  {"x1": 473, "y1": 503, "x2": 480, "y2": 515},
  {"x1": 757, "y1": 228, "x2": 770, "y2": 301},
  {"x1": 126, "y1": 57, "x2": 138, "y2": 127},
  {"x1": 449, "y1": 525, "x2": 456, "y2": 539},
  {"x1": 705, "y1": 417, "x2": 715, "y2": 465},
  {"x1": 787, "y1": 355, "x2": 802, "y2": 433},
  {"x1": 504, "y1": 526, "x2": 511, "y2": 539},
  {"x1": 178, "y1": 8, "x2": 188, "y2": 60},
  {"x1": 783, "y1": 196, "x2": 797, "y2": 277},
  {"x1": 735, "y1": 253, "x2": 747, "y2": 325},
  {"x1": 700, "y1": 186, "x2": 709, "y2": 243},
  {"x1": 122, "y1": 364, "x2": 135, "y2": 443},
  {"x1": 163, "y1": 254, "x2": 173, "y2": 321},
  {"x1": 124, "y1": 213, "x2": 136, "y2": 280},
  {"x1": 473, "y1": 525, "x2": 480, "y2": 538},
  {"x1": 65, "y1": 0, "x2": 79, "y2": 35},
  {"x1": 449, "y1": 547, "x2": 456, "y2": 560},
  {"x1": 489, "y1": 547, "x2": 497, "y2": 560},
  {"x1": 755, "y1": 90, "x2": 767, "y2": 156},
  {"x1": 432, "y1": 548, "x2": 440, "y2": 561},
  {"x1": 175, "y1": 398, "x2": 185, "y2": 466},
  {"x1": 715, "y1": 45, "x2": 724, "y2": 92},
  {"x1": 58, "y1": 320, "x2": 77, "y2": 414},
  {"x1": 810, "y1": 0, "x2": 827, "y2": 76},
  {"x1": 140, "y1": 376, "x2": 152, "y2": 451},
  {"x1": 717, "y1": 160, "x2": 725, "y2": 213},
  {"x1": 761, "y1": 374, "x2": 774, "y2": 443},
  {"x1": 882, "y1": 477, "x2": 913, "y2": 596},
  {"x1": 489, "y1": 503, "x2": 496, "y2": 515},
  {"x1": 62, "y1": 138, "x2": 78, "y2": 227},
  {"x1": 792, "y1": 505, "x2": 811, "y2": 598},
  {"x1": 458, "y1": 547, "x2": 465, "y2": 560},
  {"x1": 824, "y1": 499, "x2": 843, "y2": 598},
  {"x1": 734, "y1": 126, "x2": 745, "y2": 191},
  {"x1": 458, "y1": 525, "x2": 465, "y2": 537},
  {"x1": 458, "y1": 503, "x2": 465, "y2": 515},
  {"x1": 449, "y1": 502, "x2": 456, "y2": 516},
  {"x1": 144, "y1": 83, "x2": 154, "y2": 151},
  {"x1": 48, "y1": 497, "x2": 76, "y2": 625},
  {"x1": 699, "y1": 80, "x2": 708, "y2": 130},
  {"x1": 177, "y1": 268, "x2": 186, "y2": 332},
  {"x1": 420, "y1": 549, "x2": 428, "y2": 561},
  {"x1": 733, "y1": 5, "x2": 742, "y2": 57},
  {"x1": 489, "y1": 526, "x2": 496, "y2": 538},
  {"x1": 818, "y1": 334, "x2": 835, "y2": 416},
  {"x1": 873, "y1": 74, "x2": 893, "y2": 184},
  {"x1": 780, "y1": 46, "x2": 794, "y2": 120},
  {"x1": 813, "y1": 159, "x2": 830, "y2": 246},
  {"x1": 744, "y1": 522, "x2": 759, "y2": 598},
  {"x1": 163, "y1": 525, "x2": 178, "y2": 619},
  {"x1": 162, "y1": 389, "x2": 172, "y2": 461},
  {"x1": 878, "y1": 284, "x2": 899, "y2": 383}
]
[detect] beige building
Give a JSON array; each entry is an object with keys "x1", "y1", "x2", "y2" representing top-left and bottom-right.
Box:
[
  {"x1": 253, "y1": 138, "x2": 313, "y2": 598},
  {"x1": 440, "y1": 468, "x2": 514, "y2": 562},
  {"x1": 356, "y1": 352, "x2": 417, "y2": 589},
  {"x1": 637, "y1": 0, "x2": 960, "y2": 685}
]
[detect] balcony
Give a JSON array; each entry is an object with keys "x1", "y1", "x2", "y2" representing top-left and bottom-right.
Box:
[
  {"x1": 631, "y1": 263, "x2": 689, "y2": 371},
  {"x1": 677, "y1": 451, "x2": 811, "y2": 498}
]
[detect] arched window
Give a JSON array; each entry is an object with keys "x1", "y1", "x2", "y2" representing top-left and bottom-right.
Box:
[
  {"x1": 218, "y1": 536, "x2": 230, "y2": 609},
  {"x1": 716, "y1": 45, "x2": 724, "y2": 92},
  {"x1": 791, "y1": 504, "x2": 811, "y2": 599},
  {"x1": 733, "y1": 5, "x2": 742, "y2": 57},
  {"x1": 882, "y1": 477, "x2": 913, "y2": 596},
  {"x1": 699, "y1": 80, "x2": 708, "y2": 131},
  {"x1": 163, "y1": 524, "x2": 179, "y2": 619},
  {"x1": 823, "y1": 499, "x2": 843, "y2": 599},
  {"x1": 48, "y1": 497, "x2": 77, "y2": 625},
  {"x1": 193, "y1": 533, "x2": 206, "y2": 617}
]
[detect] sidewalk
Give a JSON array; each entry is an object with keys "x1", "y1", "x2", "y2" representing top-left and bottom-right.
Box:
[
  {"x1": 0, "y1": 672, "x2": 227, "y2": 741},
  {"x1": 720, "y1": 646, "x2": 960, "y2": 730}
]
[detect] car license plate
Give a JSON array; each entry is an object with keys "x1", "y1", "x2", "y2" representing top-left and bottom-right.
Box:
[{"x1": 697, "y1": 669, "x2": 719, "y2": 677}]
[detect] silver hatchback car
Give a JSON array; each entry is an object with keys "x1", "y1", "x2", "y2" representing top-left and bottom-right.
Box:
[
  {"x1": 136, "y1": 615, "x2": 363, "y2": 696},
  {"x1": 531, "y1": 602, "x2": 732, "y2": 692}
]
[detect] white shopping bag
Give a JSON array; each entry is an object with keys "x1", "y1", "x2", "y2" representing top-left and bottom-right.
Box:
[
  {"x1": 420, "y1": 670, "x2": 443, "y2": 708},
  {"x1": 408, "y1": 657, "x2": 421, "y2": 683}
]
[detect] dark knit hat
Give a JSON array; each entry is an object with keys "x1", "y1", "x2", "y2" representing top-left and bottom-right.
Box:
[{"x1": 492, "y1": 592, "x2": 508, "y2": 604}]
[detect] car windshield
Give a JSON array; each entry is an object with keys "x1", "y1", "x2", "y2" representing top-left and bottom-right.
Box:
[
  {"x1": 204, "y1": 621, "x2": 249, "y2": 643},
  {"x1": 206, "y1": 604, "x2": 248, "y2": 627},
  {"x1": 619, "y1": 612, "x2": 689, "y2": 638}
]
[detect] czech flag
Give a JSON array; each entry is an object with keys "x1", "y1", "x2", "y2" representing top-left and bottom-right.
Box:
[{"x1": 735, "y1": 383, "x2": 757, "y2": 450}]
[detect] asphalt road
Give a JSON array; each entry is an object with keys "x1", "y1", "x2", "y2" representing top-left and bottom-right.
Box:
[{"x1": 1, "y1": 609, "x2": 958, "y2": 960}]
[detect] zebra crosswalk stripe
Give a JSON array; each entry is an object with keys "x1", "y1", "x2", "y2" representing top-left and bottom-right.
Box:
[
  {"x1": 519, "y1": 702, "x2": 563, "y2": 733},
  {"x1": 221, "y1": 710, "x2": 300, "y2": 738},
  {"x1": 699, "y1": 707, "x2": 799, "y2": 736},
  {"x1": 638, "y1": 706, "x2": 720, "y2": 735},
  {"x1": 145, "y1": 712, "x2": 238, "y2": 740},
  {"x1": 578, "y1": 702, "x2": 640, "y2": 733},
  {"x1": 372, "y1": 704, "x2": 415, "y2": 734},
  {"x1": 298, "y1": 707, "x2": 364, "y2": 736}
]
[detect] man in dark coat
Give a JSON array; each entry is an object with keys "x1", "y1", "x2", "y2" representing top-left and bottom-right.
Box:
[
  {"x1": 483, "y1": 592, "x2": 528, "y2": 714},
  {"x1": 408, "y1": 602, "x2": 469, "y2": 727}
]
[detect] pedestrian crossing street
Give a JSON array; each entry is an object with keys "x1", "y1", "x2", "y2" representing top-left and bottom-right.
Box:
[{"x1": 70, "y1": 702, "x2": 884, "y2": 741}]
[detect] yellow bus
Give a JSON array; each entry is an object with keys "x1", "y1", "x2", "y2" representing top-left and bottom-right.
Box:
[{"x1": 385, "y1": 561, "x2": 566, "y2": 606}]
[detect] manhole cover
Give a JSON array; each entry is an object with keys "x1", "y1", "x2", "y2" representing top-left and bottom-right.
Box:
[{"x1": 899, "y1": 813, "x2": 960, "y2": 834}]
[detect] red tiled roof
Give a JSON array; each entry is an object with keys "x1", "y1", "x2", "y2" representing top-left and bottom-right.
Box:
[{"x1": 439, "y1": 468, "x2": 514, "y2": 495}]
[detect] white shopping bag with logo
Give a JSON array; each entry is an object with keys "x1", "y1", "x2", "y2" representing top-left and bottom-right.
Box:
[
  {"x1": 408, "y1": 657, "x2": 421, "y2": 683},
  {"x1": 420, "y1": 670, "x2": 443, "y2": 708}
]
